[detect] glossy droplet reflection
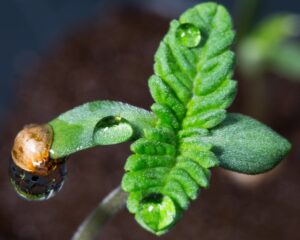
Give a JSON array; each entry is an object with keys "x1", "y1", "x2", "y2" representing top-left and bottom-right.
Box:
[
  {"x1": 136, "y1": 193, "x2": 177, "y2": 235},
  {"x1": 9, "y1": 159, "x2": 67, "y2": 201},
  {"x1": 176, "y1": 23, "x2": 201, "y2": 48},
  {"x1": 93, "y1": 116, "x2": 133, "y2": 145}
]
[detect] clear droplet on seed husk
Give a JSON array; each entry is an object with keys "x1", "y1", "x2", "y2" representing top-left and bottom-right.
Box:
[{"x1": 9, "y1": 159, "x2": 67, "y2": 201}]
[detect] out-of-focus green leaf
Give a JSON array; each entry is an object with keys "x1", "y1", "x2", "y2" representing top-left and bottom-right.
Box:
[
  {"x1": 268, "y1": 43, "x2": 300, "y2": 80},
  {"x1": 238, "y1": 14, "x2": 300, "y2": 75},
  {"x1": 201, "y1": 113, "x2": 291, "y2": 174}
]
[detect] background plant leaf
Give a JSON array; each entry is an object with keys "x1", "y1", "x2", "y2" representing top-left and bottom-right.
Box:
[
  {"x1": 268, "y1": 42, "x2": 300, "y2": 80},
  {"x1": 238, "y1": 14, "x2": 300, "y2": 78}
]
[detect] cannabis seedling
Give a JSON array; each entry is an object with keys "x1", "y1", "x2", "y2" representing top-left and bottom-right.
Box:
[{"x1": 9, "y1": 2, "x2": 291, "y2": 239}]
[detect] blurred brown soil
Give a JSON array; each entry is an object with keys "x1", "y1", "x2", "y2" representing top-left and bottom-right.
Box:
[{"x1": 0, "y1": 7, "x2": 299, "y2": 240}]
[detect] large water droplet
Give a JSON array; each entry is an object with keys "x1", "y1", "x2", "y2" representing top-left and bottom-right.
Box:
[
  {"x1": 93, "y1": 116, "x2": 133, "y2": 145},
  {"x1": 176, "y1": 23, "x2": 201, "y2": 48},
  {"x1": 135, "y1": 193, "x2": 177, "y2": 235},
  {"x1": 9, "y1": 159, "x2": 67, "y2": 201}
]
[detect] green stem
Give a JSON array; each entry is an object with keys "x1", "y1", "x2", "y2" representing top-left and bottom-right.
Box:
[{"x1": 72, "y1": 186, "x2": 128, "y2": 240}]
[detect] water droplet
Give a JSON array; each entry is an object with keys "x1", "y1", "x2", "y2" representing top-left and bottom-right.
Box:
[
  {"x1": 93, "y1": 116, "x2": 133, "y2": 145},
  {"x1": 176, "y1": 23, "x2": 201, "y2": 48},
  {"x1": 136, "y1": 193, "x2": 177, "y2": 235},
  {"x1": 9, "y1": 159, "x2": 67, "y2": 201}
]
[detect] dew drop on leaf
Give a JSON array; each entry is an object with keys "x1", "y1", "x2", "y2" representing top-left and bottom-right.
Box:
[
  {"x1": 135, "y1": 193, "x2": 177, "y2": 235},
  {"x1": 176, "y1": 23, "x2": 201, "y2": 48},
  {"x1": 9, "y1": 159, "x2": 67, "y2": 201},
  {"x1": 93, "y1": 116, "x2": 133, "y2": 145}
]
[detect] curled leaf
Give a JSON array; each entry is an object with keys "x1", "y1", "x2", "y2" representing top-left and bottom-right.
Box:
[{"x1": 49, "y1": 101, "x2": 156, "y2": 159}]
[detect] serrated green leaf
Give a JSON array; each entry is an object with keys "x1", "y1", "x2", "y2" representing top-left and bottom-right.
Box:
[
  {"x1": 122, "y1": 2, "x2": 237, "y2": 235},
  {"x1": 49, "y1": 101, "x2": 156, "y2": 159},
  {"x1": 200, "y1": 113, "x2": 291, "y2": 174}
]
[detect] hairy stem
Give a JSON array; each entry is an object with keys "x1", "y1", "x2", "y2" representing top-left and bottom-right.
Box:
[{"x1": 72, "y1": 186, "x2": 128, "y2": 240}]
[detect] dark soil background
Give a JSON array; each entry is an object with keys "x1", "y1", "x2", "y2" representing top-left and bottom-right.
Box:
[{"x1": 0, "y1": 8, "x2": 299, "y2": 240}]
